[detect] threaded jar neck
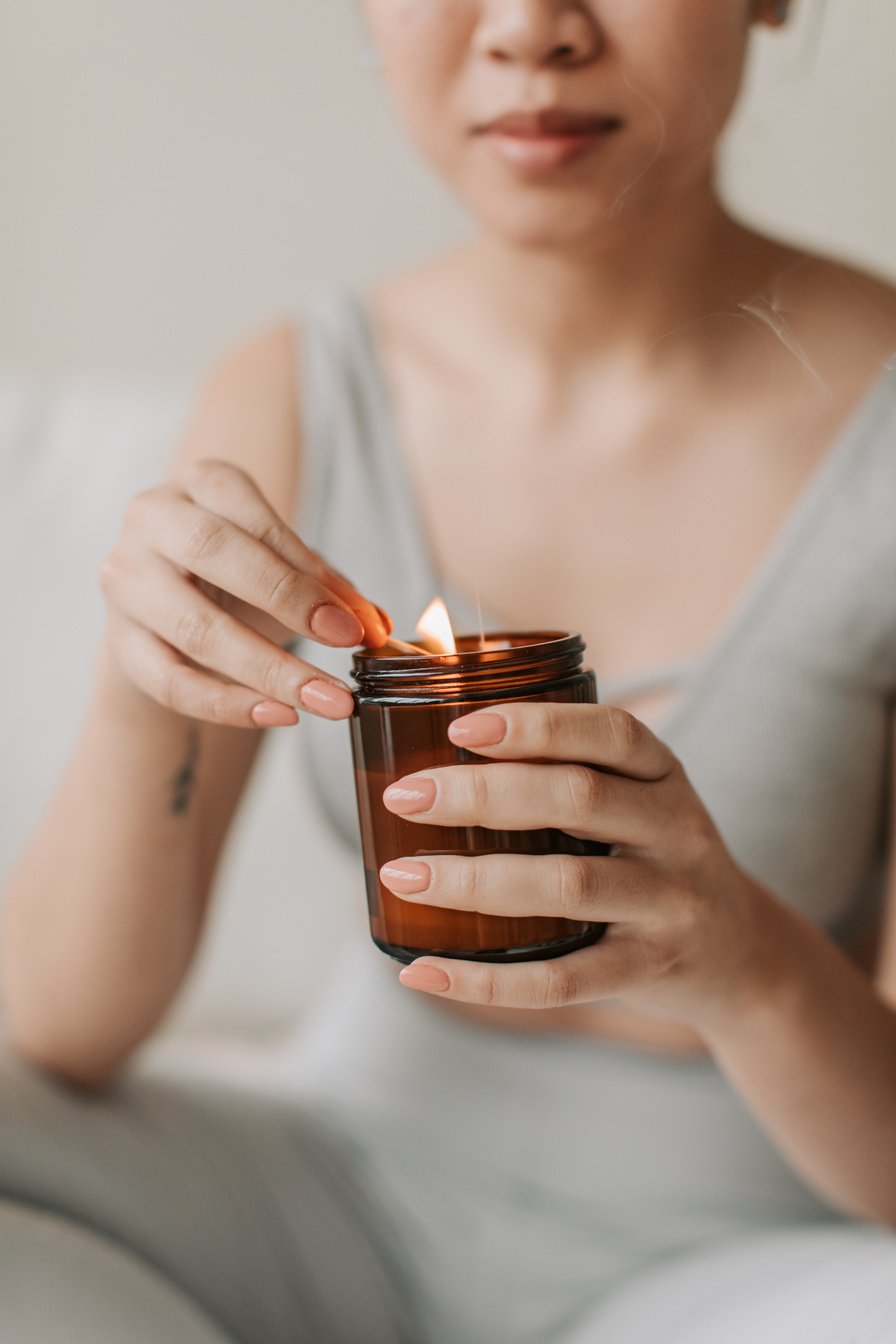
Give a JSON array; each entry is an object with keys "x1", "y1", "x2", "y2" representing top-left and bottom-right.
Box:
[{"x1": 352, "y1": 631, "x2": 588, "y2": 701}]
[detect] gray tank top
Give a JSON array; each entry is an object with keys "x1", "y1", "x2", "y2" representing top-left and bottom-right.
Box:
[{"x1": 294, "y1": 289, "x2": 896, "y2": 944}]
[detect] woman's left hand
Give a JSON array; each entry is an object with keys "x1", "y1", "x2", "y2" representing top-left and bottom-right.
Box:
[{"x1": 380, "y1": 703, "x2": 779, "y2": 1028}]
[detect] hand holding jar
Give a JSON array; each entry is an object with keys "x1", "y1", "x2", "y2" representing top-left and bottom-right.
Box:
[{"x1": 380, "y1": 702, "x2": 780, "y2": 1030}]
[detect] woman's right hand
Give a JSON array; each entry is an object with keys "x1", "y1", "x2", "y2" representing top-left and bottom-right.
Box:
[{"x1": 98, "y1": 458, "x2": 392, "y2": 728}]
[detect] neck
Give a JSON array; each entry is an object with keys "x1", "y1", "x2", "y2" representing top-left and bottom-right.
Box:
[{"x1": 466, "y1": 184, "x2": 771, "y2": 372}]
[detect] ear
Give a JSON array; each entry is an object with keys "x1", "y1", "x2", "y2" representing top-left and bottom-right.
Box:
[{"x1": 753, "y1": 0, "x2": 791, "y2": 28}]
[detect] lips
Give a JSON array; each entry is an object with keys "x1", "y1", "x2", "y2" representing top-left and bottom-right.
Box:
[
  {"x1": 474, "y1": 108, "x2": 623, "y2": 175},
  {"x1": 478, "y1": 109, "x2": 623, "y2": 138}
]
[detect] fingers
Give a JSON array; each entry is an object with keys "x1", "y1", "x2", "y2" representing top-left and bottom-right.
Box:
[
  {"x1": 397, "y1": 931, "x2": 654, "y2": 1010},
  {"x1": 100, "y1": 460, "x2": 394, "y2": 726},
  {"x1": 380, "y1": 852, "x2": 650, "y2": 923},
  {"x1": 178, "y1": 459, "x2": 390, "y2": 646},
  {"x1": 111, "y1": 618, "x2": 300, "y2": 728},
  {"x1": 447, "y1": 702, "x2": 676, "y2": 780},
  {"x1": 383, "y1": 761, "x2": 664, "y2": 847},
  {"x1": 115, "y1": 559, "x2": 355, "y2": 720},
  {"x1": 123, "y1": 461, "x2": 390, "y2": 649},
  {"x1": 137, "y1": 490, "x2": 365, "y2": 647}
]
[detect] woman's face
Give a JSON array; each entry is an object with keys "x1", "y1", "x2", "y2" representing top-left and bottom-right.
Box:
[{"x1": 362, "y1": 0, "x2": 757, "y2": 250}]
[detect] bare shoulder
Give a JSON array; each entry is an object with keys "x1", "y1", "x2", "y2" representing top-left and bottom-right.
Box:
[
  {"x1": 812, "y1": 254, "x2": 896, "y2": 339},
  {"x1": 173, "y1": 317, "x2": 301, "y2": 520},
  {"x1": 818, "y1": 256, "x2": 896, "y2": 312},
  {"x1": 370, "y1": 250, "x2": 484, "y2": 382},
  {"x1": 372, "y1": 252, "x2": 470, "y2": 329},
  {"x1": 766, "y1": 246, "x2": 896, "y2": 385}
]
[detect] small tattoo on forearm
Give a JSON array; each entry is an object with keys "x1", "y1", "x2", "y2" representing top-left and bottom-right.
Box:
[{"x1": 170, "y1": 726, "x2": 200, "y2": 816}]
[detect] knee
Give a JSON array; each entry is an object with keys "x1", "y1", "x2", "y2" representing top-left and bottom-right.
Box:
[
  {"x1": 0, "y1": 1198, "x2": 236, "y2": 1344},
  {"x1": 0, "y1": 1034, "x2": 51, "y2": 1107},
  {"x1": 0, "y1": 1032, "x2": 134, "y2": 1207},
  {"x1": 0, "y1": 1032, "x2": 92, "y2": 1113},
  {"x1": 0, "y1": 1026, "x2": 120, "y2": 1094}
]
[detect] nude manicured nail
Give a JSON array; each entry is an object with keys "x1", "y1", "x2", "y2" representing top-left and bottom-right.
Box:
[
  {"x1": 367, "y1": 611, "x2": 391, "y2": 647},
  {"x1": 399, "y1": 964, "x2": 451, "y2": 993},
  {"x1": 448, "y1": 713, "x2": 507, "y2": 747},
  {"x1": 251, "y1": 702, "x2": 299, "y2": 728},
  {"x1": 310, "y1": 604, "x2": 364, "y2": 646},
  {"x1": 374, "y1": 605, "x2": 395, "y2": 636},
  {"x1": 380, "y1": 860, "x2": 432, "y2": 894},
  {"x1": 299, "y1": 679, "x2": 356, "y2": 720},
  {"x1": 383, "y1": 778, "x2": 436, "y2": 814}
]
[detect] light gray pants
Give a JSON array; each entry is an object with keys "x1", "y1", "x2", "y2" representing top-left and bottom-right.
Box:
[
  {"x1": 0, "y1": 1039, "x2": 424, "y2": 1344},
  {"x1": 3, "y1": 943, "x2": 896, "y2": 1344}
]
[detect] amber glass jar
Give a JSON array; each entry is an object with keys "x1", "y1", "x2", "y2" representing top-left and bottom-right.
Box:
[{"x1": 349, "y1": 632, "x2": 609, "y2": 965}]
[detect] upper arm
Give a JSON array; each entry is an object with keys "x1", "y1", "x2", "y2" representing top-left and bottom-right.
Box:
[
  {"x1": 163, "y1": 318, "x2": 305, "y2": 876},
  {"x1": 170, "y1": 317, "x2": 302, "y2": 518},
  {"x1": 873, "y1": 711, "x2": 896, "y2": 1006}
]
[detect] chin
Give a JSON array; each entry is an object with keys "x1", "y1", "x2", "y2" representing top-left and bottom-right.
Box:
[
  {"x1": 447, "y1": 152, "x2": 661, "y2": 255},
  {"x1": 470, "y1": 192, "x2": 636, "y2": 255}
]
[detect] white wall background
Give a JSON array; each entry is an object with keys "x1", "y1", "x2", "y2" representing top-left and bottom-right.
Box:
[{"x1": 1, "y1": 0, "x2": 895, "y2": 383}]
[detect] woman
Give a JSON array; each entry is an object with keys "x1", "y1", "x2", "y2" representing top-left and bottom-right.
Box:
[{"x1": 2, "y1": 2, "x2": 896, "y2": 1341}]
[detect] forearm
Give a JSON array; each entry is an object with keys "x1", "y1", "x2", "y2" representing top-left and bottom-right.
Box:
[
  {"x1": 1, "y1": 643, "x2": 215, "y2": 1083},
  {"x1": 700, "y1": 884, "x2": 896, "y2": 1227}
]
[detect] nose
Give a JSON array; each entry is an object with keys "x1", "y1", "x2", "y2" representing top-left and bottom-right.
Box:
[{"x1": 475, "y1": 0, "x2": 602, "y2": 70}]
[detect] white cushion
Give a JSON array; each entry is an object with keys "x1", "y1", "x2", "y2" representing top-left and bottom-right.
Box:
[{"x1": 568, "y1": 1225, "x2": 896, "y2": 1344}]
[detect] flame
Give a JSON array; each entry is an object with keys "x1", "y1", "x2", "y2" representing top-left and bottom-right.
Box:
[{"x1": 415, "y1": 597, "x2": 457, "y2": 655}]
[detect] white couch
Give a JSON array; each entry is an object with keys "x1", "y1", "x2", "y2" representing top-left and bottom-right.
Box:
[{"x1": 0, "y1": 371, "x2": 363, "y2": 1079}]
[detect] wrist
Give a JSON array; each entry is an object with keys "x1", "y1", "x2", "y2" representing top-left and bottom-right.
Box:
[
  {"x1": 695, "y1": 877, "x2": 825, "y2": 1047},
  {"x1": 693, "y1": 873, "x2": 807, "y2": 1040}
]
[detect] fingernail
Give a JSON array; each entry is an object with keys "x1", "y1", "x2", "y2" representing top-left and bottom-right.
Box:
[
  {"x1": 448, "y1": 713, "x2": 507, "y2": 747},
  {"x1": 383, "y1": 778, "x2": 436, "y2": 814},
  {"x1": 374, "y1": 605, "x2": 395, "y2": 636},
  {"x1": 251, "y1": 701, "x2": 299, "y2": 728},
  {"x1": 399, "y1": 964, "x2": 451, "y2": 993},
  {"x1": 366, "y1": 611, "x2": 391, "y2": 647},
  {"x1": 310, "y1": 603, "x2": 365, "y2": 646},
  {"x1": 299, "y1": 679, "x2": 356, "y2": 720},
  {"x1": 380, "y1": 860, "x2": 432, "y2": 894}
]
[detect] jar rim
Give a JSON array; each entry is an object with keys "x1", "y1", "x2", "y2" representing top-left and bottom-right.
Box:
[
  {"x1": 354, "y1": 629, "x2": 579, "y2": 668},
  {"x1": 352, "y1": 630, "x2": 587, "y2": 695}
]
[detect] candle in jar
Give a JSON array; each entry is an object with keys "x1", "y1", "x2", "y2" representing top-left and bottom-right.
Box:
[{"x1": 348, "y1": 629, "x2": 610, "y2": 965}]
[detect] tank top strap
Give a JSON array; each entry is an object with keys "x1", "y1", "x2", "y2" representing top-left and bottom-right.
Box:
[{"x1": 297, "y1": 289, "x2": 391, "y2": 539}]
